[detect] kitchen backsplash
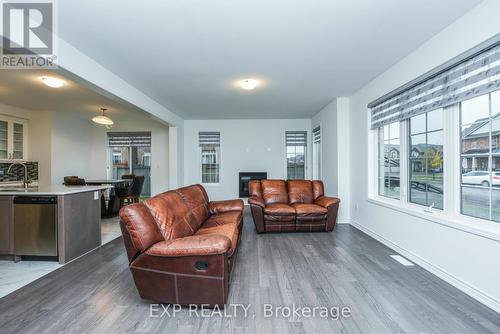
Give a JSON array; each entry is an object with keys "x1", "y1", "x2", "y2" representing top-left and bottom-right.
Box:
[{"x1": 0, "y1": 162, "x2": 39, "y2": 182}]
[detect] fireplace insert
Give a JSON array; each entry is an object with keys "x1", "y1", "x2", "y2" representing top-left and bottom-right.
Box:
[{"x1": 239, "y1": 172, "x2": 267, "y2": 197}]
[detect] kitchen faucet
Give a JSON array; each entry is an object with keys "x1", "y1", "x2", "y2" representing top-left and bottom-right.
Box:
[{"x1": 6, "y1": 162, "x2": 31, "y2": 188}]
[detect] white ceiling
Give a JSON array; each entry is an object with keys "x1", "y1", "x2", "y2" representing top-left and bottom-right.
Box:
[
  {"x1": 58, "y1": 0, "x2": 482, "y2": 119},
  {"x1": 0, "y1": 70, "x2": 155, "y2": 124}
]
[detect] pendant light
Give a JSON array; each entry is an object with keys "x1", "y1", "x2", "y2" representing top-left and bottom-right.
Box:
[{"x1": 92, "y1": 108, "x2": 114, "y2": 125}]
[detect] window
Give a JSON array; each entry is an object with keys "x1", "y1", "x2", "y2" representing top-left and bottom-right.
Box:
[
  {"x1": 199, "y1": 132, "x2": 220, "y2": 183},
  {"x1": 371, "y1": 92, "x2": 500, "y2": 225},
  {"x1": 368, "y1": 40, "x2": 500, "y2": 230},
  {"x1": 460, "y1": 91, "x2": 500, "y2": 222},
  {"x1": 286, "y1": 131, "x2": 307, "y2": 179},
  {"x1": 409, "y1": 109, "x2": 444, "y2": 209},
  {"x1": 378, "y1": 122, "x2": 400, "y2": 199},
  {"x1": 312, "y1": 126, "x2": 321, "y2": 179},
  {"x1": 108, "y1": 132, "x2": 152, "y2": 197}
]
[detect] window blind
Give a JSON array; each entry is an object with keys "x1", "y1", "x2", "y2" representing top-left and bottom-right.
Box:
[
  {"x1": 199, "y1": 132, "x2": 220, "y2": 146},
  {"x1": 369, "y1": 37, "x2": 500, "y2": 129},
  {"x1": 107, "y1": 132, "x2": 151, "y2": 147},
  {"x1": 313, "y1": 126, "x2": 321, "y2": 143},
  {"x1": 286, "y1": 131, "x2": 307, "y2": 146}
]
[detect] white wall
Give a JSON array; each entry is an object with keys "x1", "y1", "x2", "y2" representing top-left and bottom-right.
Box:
[
  {"x1": 348, "y1": 0, "x2": 500, "y2": 312},
  {"x1": 48, "y1": 113, "x2": 170, "y2": 195},
  {"x1": 336, "y1": 97, "x2": 351, "y2": 223},
  {"x1": 50, "y1": 112, "x2": 170, "y2": 195},
  {"x1": 51, "y1": 111, "x2": 95, "y2": 185},
  {"x1": 88, "y1": 118, "x2": 170, "y2": 196},
  {"x1": 28, "y1": 110, "x2": 52, "y2": 187},
  {"x1": 0, "y1": 104, "x2": 171, "y2": 194},
  {"x1": 168, "y1": 126, "x2": 179, "y2": 189},
  {"x1": 184, "y1": 119, "x2": 311, "y2": 200},
  {"x1": 57, "y1": 37, "x2": 184, "y2": 187},
  {"x1": 311, "y1": 98, "x2": 351, "y2": 223},
  {"x1": 312, "y1": 100, "x2": 338, "y2": 195}
]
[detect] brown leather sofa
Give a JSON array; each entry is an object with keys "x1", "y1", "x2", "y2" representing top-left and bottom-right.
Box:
[
  {"x1": 119, "y1": 184, "x2": 243, "y2": 306},
  {"x1": 248, "y1": 179, "x2": 340, "y2": 233}
]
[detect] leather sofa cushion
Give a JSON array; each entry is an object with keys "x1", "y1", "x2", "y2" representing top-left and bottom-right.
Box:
[
  {"x1": 195, "y1": 223, "x2": 239, "y2": 257},
  {"x1": 143, "y1": 191, "x2": 198, "y2": 240},
  {"x1": 261, "y1": 179, "x2": 288, "y2": 204},
  {"x1": 264, "y1": 203, "x2": 295, "y2": 216},
  {"x1": 203, "y1": 211, "x2": 242, "y2": 228},
  {"x1": 264, "y1": 214, "x2": 295, "y2": 222},
  {"x1": 315, "y1": 196, "x2": 340, "y2": 208},
  {"x1": 292, "y1": 203, "x2": 328, "y2": 216},
  {"x1": 248, "y1": 180, "x2": 262, "y2": 198},
  {"x1": 312, "y1": 180, "x2": 324, "y2": 200},
  {"x1": 296, "y1": 215, "x2": 328, "y2": 222},
  {"x1": 119, "y1": 203, "x2": 164, "y2": 252},
  {"x1": 175, "y1": 185, "x2": 209, "y2": 230},
  {"x1": 209, "y1": 199, "x2": 244, "y2": 215},
  {"x1": 287, "y1": 180, "x2": 313, "y2": 204},
  {"x1": 145, "y1": 235, "x2": 231, "y2": 257},
  {"x1": 248, "y1": 196, "x2": 265, "y2": 208}
]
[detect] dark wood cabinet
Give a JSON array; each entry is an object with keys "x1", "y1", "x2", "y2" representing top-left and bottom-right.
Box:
[
  {"x1": 0, "y1": 196, "x2": 13, "y2": 254},
  {"x1": 0, "y1": 189, "x2": 104, "y2": 263}
]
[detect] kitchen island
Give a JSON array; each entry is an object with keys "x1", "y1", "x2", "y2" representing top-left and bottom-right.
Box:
[{"x1": 0, "y1": 185, "x2": 112, "y2": 264}]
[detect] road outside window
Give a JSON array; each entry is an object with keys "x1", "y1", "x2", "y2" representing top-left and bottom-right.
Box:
[{"x1": 460, "y1": 91, "x2": 500, "y2": 222}]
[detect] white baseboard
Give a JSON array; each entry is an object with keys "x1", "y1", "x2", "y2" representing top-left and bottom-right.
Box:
[{"x1": 349, "y1": 220, "x2": 500, "y2": 314}]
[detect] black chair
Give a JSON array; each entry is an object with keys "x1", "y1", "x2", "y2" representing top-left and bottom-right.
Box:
[
  {"x1": 64, "y1": 176, "x2": 86, "y2": 185},
  {"x1": 116, "y1": 175, "x2": 145, "y2": 208},
  {"x1": 130, "y1": 175, "x2": 145, "y2": 200}
]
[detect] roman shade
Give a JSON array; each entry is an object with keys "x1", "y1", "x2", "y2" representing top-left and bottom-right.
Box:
[
  {"x1": 369, "y1": 35, "x2": 500, "y2": 129},
  {"x1": 108, "y1": 132, "x2": 151, "y2": 147},
  {"x1": 286, "y1": 131, "x2": 307, "y2": 146},
  {"x1": 313, "y1": 126, "x2": 320, "y2": 143},
  {"x1": 199, "y1": 132, "x2": 220, "y2": 146}
]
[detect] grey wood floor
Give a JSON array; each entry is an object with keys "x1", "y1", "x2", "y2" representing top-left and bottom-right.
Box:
[{"x1": 1, "y1": 208, "x2": 499, "y2": 334}]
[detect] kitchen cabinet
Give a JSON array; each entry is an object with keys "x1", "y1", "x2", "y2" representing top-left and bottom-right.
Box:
[
  {"x1": 0, "y1": 185, "x2": 109, "y2": 263},
  {"x1": 0, "y1": 116, "x2": 28, "y2": 161},
  {"x1": 0, "y1": 196, "x2": 13, "y2": 254}
]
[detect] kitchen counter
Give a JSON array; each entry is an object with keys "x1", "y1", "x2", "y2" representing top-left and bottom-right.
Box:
[
  {"x1": 0, "y1": 184, "x2": 112, "y2": 196},
  {"x1": 0, "y1": 184, "x2": 112, "y2": 264}
]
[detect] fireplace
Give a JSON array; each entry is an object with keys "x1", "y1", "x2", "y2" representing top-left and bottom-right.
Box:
[{"x1": 239, "y1": 172, "x2": 267, "y2": 198}]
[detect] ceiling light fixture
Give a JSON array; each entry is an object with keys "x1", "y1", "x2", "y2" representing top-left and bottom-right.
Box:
[
  {"x1": 238, "y1": 79, "x2": 258, "y2": 90},
  {"x1": 41, "y1": 76, "x2": 65, "y2": 88},
  {"x1": 92, "y1": 108, "x2": 114, "y2": 125}
]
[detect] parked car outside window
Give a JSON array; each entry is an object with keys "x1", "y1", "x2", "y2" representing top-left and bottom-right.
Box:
[{"x1": 461, "y1": 171, "x2": 500, "y2": 187}]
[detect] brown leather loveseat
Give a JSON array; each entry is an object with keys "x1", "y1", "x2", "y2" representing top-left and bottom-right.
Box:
[
  {"x1": 119, "y1": 184, "x2": 243, "y2": 306},
  {"x1": 248, "y1": 179, "x2": 340, "y2": 233}
]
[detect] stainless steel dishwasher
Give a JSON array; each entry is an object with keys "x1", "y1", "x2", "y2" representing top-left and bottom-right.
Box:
[{"x1": 14, "y1": 196, "x2": 58, "y2": 257}]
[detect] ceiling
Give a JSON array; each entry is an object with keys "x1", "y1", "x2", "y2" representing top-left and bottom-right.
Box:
[
  {"x1": 56, "y1": 0, "x2": 481, "y2": 119},
  {"x1": 0, "y1": 69, "x2": 157, "y2": 124}
]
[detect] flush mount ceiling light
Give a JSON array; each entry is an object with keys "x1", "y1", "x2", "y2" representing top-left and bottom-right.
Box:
[
  {"x1": 238, "y1": 79, "x2": 258, "y2": 90},
  {"x1": 41, "y1": 76, "x2": 65, "y2": 88},
  {"x1": 92, "y1": 108, "x2": 114, "y2": 125}
]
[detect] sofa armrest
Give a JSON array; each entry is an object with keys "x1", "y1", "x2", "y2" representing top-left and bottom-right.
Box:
[
  {"x1": 248, "y1": 196, "x2": 265, "y2": 233},
  {"x1": 315, "y1": 196, "x2": 340, "y2": 232},
  {"x1": 315, "y1": 196, "x2": 340, "y2": 208},
  {"x1": 145, "y1": 235, "x2": 231, "y2": 257},
  {"x1": 248, "y1": 196, "x2": 265, "y2": 208},
  {"x1": 208, "y1": 199, "x2": 244, "y2": 214}
]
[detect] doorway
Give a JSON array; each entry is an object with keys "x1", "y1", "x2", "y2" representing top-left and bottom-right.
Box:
[{"x1": 107, "y1": 132, "x2": 151, "y2": 197}]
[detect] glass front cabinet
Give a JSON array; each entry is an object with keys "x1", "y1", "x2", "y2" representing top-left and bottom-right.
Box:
[{"x1": 0, "y1": 117, "x2": 27, "y2": 161}]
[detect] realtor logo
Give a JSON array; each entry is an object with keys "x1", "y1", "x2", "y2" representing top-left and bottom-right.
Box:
[{"x1": 1, "y1": 1, "x2": 57, "y2": 69}]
